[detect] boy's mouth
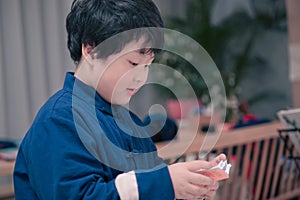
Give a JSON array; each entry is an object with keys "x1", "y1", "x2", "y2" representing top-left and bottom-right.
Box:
[{"x1": 127, "y1": 88, "x2": 138, "y2": 96}]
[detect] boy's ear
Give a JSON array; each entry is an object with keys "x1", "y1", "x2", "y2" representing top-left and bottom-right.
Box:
[{"x1": 81, "y1": 44, "x2": 94, "y2": 64}]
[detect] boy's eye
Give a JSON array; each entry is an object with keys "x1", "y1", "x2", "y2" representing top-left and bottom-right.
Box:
[{"x1": 129, "y1": 61, "x2": 139, "y2": 66}]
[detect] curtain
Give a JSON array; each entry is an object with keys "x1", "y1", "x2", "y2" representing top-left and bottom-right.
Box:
[{"x1": 0, "y1": 0, "x2": 74, "y2": 139}]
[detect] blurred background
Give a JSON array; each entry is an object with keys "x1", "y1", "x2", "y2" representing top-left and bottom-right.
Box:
[{"x1": 0, "y1": 0, "x2": 299, "y2": 139}]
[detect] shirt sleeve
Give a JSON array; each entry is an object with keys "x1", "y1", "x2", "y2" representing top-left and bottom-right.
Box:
[
  {"x1": 136, "y1": 166, "x2": 175, "y2": 200},
  {"x1": 14, "y1": 147, "x2": 39, "y2": 200}
]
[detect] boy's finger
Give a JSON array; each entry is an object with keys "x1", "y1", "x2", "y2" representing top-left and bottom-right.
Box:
[
  {"x1": 188, "y1": 172, "x2": 215, "y2": 186},
  {"x1": 186, "y1": 160, "x2": 212, "y2": 171},
  {"x1": 209, "y1": 153, "x2": 226, "y2": 166}
]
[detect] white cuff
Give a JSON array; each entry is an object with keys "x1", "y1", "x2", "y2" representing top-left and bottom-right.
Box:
[{"x1": 115, "y1": 171, "x2": 139, "y2": 200}]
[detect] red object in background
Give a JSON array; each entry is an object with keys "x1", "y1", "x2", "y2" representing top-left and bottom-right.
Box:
[
  {"x1": 239, "y1": 101, "x2": 258, "y2": 123},
  {"x1": 166, "y1": 99, "x2": 202, "y2": 120},
  {"x1": 242, "y1": 114, "x2": 258, "y2": 123}
]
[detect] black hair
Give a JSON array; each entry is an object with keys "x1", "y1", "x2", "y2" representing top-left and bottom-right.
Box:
[{"x1": 66, "y1": 0, "x2": 164, "y2": 63}]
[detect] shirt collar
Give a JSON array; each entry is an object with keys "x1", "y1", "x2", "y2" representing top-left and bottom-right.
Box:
[{"x1": 63, "y1": 72, "x2": 114, "y2": 115}]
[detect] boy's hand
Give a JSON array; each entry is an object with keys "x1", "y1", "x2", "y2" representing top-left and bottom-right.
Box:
[{"x1": 168, "y1": 160, "x2": 219, "y2": 200}]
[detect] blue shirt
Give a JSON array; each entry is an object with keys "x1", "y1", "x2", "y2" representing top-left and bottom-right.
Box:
[{"x1": 14, "y1": 72, "x2": 174, "y2": 200}]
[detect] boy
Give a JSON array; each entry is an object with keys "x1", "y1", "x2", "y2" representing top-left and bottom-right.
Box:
[{"x1": 14, "y1": 0, "x2": 225, "y2": 199}]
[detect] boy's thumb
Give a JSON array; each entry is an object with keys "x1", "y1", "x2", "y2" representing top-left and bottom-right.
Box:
[{"x1": 210, "y1": 153, "x2": 226, "y2": 166}]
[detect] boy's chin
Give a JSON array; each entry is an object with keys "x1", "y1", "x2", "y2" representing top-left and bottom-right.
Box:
[{"x1": 111, "y1": 97, "x2": 131, "y2": 105}]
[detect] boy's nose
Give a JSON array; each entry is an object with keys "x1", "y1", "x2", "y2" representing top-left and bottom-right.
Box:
[
  {"x1": 133, "y1": 74, "x2": 145, "y2": 84},
  {"x1": 132, "y1": 66, "x2": 148, "y2": 84},
  {"x1": 133, "y1": 78, "x2": 143, "y2": 83}
]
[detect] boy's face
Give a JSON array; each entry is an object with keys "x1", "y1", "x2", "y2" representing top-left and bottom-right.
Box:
[{"x1": 95, "y1": 48, "x2": 154, "y2": 105}]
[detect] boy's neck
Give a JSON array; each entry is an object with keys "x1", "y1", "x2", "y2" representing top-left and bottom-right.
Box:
[
  {"x1": 74, "y1": 59, "x2": 100, "y2": 90},
  {"x1": 74, "y1": 68, "x2": 94, "y2": 89}
]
